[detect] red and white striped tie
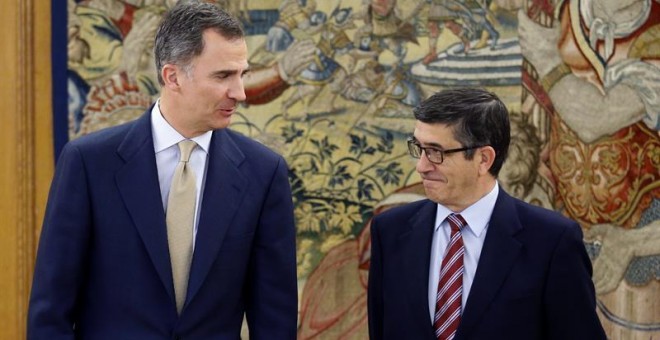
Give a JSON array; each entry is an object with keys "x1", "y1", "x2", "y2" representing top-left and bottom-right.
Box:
[{"x1": 434, "y1": 213, "x2": 466, "y2": 340}]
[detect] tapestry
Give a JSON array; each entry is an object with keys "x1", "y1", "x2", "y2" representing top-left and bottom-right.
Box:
[{"x1": 60, "y1": 0, "x2": 659, "y2": 338}]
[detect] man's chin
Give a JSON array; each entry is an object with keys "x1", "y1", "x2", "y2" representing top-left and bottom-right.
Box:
[
  {"x1": 421, "y1": 182, "x2": 447, "y2": 203},
  {"x1": 422, "y1": 189, "x2": 443, "y2": 203},
  {"x1": 212, "y1": 118, "x2": 232, "y2": 130}
]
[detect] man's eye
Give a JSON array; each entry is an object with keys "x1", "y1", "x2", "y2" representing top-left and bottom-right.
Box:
[{"x1": 212, "y1": 72, "x2": 231, "y2": 80}]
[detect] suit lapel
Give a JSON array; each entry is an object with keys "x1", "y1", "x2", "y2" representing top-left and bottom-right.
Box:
[
  {"x1": 404, "y1": 200, "x2": 438, "y2": 336},
  {"x1": 115, "y1": 111, "x2": 175, "y2": 302},
  {"x1": 185, "y1": 129, "x2": 248, "y2": 307},
  {"x1": 458, "y1": 190, "x2": 522, "y2": 338}
]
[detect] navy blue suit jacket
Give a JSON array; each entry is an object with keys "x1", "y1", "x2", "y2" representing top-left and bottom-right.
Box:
[
  {"x1": 368, "y1": 190, "x2": 606, "y2": 340},
  {"x1": 28, "y1": 111, "x2": 298, "y2": 339}
]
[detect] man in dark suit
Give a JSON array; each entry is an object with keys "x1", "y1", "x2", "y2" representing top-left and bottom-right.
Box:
[
  {"x1": 28, "y1": 1, "x2": 297, "y2": 338},
  {"x1": 367, "y1": 88, "x2": 606, "y2": 340}
]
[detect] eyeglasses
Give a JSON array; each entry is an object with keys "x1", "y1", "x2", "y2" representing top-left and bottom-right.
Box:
[{"x1": 407, "y1": 137, "x2": 484, "y2": 164}]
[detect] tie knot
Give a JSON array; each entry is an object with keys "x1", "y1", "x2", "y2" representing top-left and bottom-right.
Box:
[
  {"x1": 178, "y1": 140, "x2": 197, "y2": 163},
  {"x1": 447, "y1": 213, "x2": 466, "y2": 233}
]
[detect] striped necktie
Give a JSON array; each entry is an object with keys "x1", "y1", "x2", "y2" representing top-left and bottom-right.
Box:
[{"x1": 433, "y1": 213, "x2": 466, "y2": 340}]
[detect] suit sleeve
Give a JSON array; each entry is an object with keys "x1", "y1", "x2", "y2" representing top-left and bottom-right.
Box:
[
  {"x1": 245, "y1": 156, "x2": 298, "y2": 339},
  {"x1": 27, "y1": 143, "x2": 91, "y2": 340},
  {"x1": 367, "y1": 216, "x2": 384, "y2": 340},
  {"x1": 544, "y1": 222, "x2": 606, "y2": 339}
]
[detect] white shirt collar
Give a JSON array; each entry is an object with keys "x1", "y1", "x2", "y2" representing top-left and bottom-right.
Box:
[
  {"x1": 434, "y1": 182, "x2": 499, "y2": 237},
  {"x1": 151, "y1": 99, "x2": 212, "y2": 154}
]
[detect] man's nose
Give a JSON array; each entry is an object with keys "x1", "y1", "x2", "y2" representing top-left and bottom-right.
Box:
[
  {"x1": 228, "y1": 77, "x2": 246, "y2": 102},
  {"x1": 416, "y1": 151, "x2": 435, "y2": 173}
]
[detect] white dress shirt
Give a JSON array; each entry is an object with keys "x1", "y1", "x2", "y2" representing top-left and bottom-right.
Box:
[
  {"x1": 151, "y1": 101, "x2": 212, "y2": 251},
  {"x1": 428, "y1": 182, "x2": 499, "y2": 322}
]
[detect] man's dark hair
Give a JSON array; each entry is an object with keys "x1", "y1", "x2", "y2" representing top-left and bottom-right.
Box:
[
  {"x1": 154, "y1": 0, "x2": 245, "y2": 85},
  {"x1": 413, "y1": 87, "x2": 510, "y2": 177}
]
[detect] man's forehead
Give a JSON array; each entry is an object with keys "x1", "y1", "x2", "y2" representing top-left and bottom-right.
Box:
[
  {"x1": 195, "y1": 31, "x2": 249, "y2": 69},
  {"x1": 413, "y1": 122, "x2": 458, "y2": 145}
]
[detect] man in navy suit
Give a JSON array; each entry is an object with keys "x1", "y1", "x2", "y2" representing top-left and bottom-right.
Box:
[
  {"x1": 367, "y1": 88, "x2": 606, "y2": 339},
  {"x1": 28, "y1": 1, "x2": 297, "y2": 338}
]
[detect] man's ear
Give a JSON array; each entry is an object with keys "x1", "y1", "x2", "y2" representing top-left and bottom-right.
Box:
[
  {"x1": 161, "y1": 64, "x2": 181, "y2": 90},
  {"x1": 478, "y1": 146, "x2": 496, "y2": 176}
]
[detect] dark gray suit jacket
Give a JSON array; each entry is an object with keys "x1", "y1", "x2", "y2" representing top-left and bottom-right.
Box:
[
  {"x1": 368, "y1": 190, "x2": 606, "y2": 339},
  {"x1": 28, "y1": 110, "x2": 298, "y2": 339}
]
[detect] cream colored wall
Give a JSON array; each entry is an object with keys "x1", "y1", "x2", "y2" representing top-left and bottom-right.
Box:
[{"x1": 0, "y1": 0, "x2": 53, "y2": 338}]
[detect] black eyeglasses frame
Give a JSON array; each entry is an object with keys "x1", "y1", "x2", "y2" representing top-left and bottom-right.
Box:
[{"x1": 406, "y1": 137, "x2": 485, "y2": 165}]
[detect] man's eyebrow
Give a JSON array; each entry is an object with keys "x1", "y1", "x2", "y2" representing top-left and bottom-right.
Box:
[
  {"x1": 412, "y1": 136, "x2": 444, "y2": 149},
  {"x1": 209, "y1": 67, "x2": 250, "y2": 77},
  {"x1": 210, "y1": 69, "x2": 233, "y2": 76},
  {"x1": 423, "y1": 143, "x2": 444, "y2": 149}
]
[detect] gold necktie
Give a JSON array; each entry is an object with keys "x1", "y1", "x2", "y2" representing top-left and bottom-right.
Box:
[{"x1": 166, "y1": 140, "x2": 197, "y2": 314}]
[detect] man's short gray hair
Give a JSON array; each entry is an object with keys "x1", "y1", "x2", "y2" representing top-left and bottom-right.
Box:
[{"x1": 154, "y1": 0, "x2": 245, "y2": 85}]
